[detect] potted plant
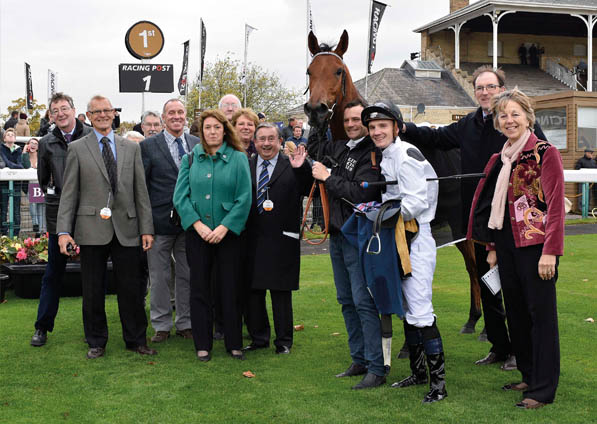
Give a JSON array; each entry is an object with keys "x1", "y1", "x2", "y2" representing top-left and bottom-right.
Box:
[{"x1": 0, "y1": 235, "x2": 115, "y2": 299}]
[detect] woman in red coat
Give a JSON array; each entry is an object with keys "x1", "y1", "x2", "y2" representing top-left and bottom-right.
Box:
[{"x1": 468, "y1": 88, "x2": 565, "y2": 409}]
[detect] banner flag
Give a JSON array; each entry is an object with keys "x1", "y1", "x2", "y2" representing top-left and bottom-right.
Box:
[
  {"x1": 200, "y1": 19, "x2": 207, "y2": 83},
  {"x1": 25, "y1": 62, "x2": 34, "y2": 109},
  {"x1": 178, "y1": 40, "x2": 190, "y2": 95},
  {"x1": 47, "y1": 69, "x2": 57, "y2": 105},
  {"x1": 307, "y1": 0, "x2": 315, "y2": 33},
  {"x1": 367, "y1": 1, "x2": 387, "y2": 74},
  {"x1": 242, "y1": 24, "x2": 257, "y2": 85}
]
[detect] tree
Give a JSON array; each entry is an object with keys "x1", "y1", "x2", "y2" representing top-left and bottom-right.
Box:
[
  {"x1": 2, "y1": 98, "x2": 47, "y2": 135},
  {"x1": 185, "y1": 55, "x2": 303, "y2": 123}
]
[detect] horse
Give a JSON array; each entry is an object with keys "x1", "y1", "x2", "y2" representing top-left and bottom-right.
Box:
[{"x1": 304, "y1": 30, "x2": 483, "y2": 361}]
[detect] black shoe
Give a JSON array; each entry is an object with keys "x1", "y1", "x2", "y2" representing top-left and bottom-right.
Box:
[
  {"x1": 422, "y1": 352, "x2": 447, "y2": 403},
  {"x1": 197, "y1": 351, "x2": 211, "y2": 362},
  {"x1": 501, "y1": 355, "x2": 517, "y2": 371},
  {"x1": 423, "y1": 388, "x2": 448, "y2": 403},
  {"x1": 229, "y1": 350, "x2": 245, "y2": 360},
  {"x1": 30, "y1": 329, "x2": 47, "y2": 347},
  {"x1": 475, "y1": 351, "x2": 506, "y2": 365},
  {"x1": 351, "y1": 373, "x2": 386, "y2": 390},
  {"x1": 391, "y1": 343, "x2": 427, "y2": 388},
  {"x1": 213, "y1": 331, "x2": 225, "y2": 340},
  {"x1": 242, "y1": 343, "x2": 268, "y2": 352},
  {"x1": 86, "y1": 347, "x2": 105, "y2": 359},
  {"x1": 275, "y1": 346, "x2": 291, "y2": 355},
  {"x1": 335, "y1": 362, "x2": 368, "y2": 378}
]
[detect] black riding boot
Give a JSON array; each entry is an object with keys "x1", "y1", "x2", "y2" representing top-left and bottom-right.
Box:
[
  {"x1": 421, "y1": 319, "x2": 447, "y2": 403},
  {"x1": 391, "y1": 322, "x2": 427, "y2": 388}
]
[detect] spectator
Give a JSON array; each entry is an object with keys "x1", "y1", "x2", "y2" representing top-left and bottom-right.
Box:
[
  {"x1": 286, "y1": 126, "x2": 307, "y2": 146},
  {"x1": 140, "y1": 111, "x2": 163, "y2": 138},
  {"x1": 4, "y1": 111, "x2": 18, "y2": 130},
  {"x1": 15, "y1": 113, "x2": 30, "y2": 137},
  {"x1": 257, "y1": 112, "x2": 266, "y2": 122},
  {"x1": 22, "y1": 137, "x2": 46, "y2": 236},
  {"x1": 172, "y1": 109, "x2": 252, "y2": 362},
  {"x1": 38, "y1": 110, "x2": 52, "y2": 137},
  {"x1": 574, "y1": 148, "x2": 597, "y2": 210},
  {"x1": 77, "y1": 113, "x2": 91, "y2": 127},
  {"x1": 280, "y1": 117, "x2": 296, "y2": 141},
  {"x1": 468, "y1": 88, "x2": 564, "y2": 409},
  {"x1": 218, "y1": 94, "x2": 242, "y2": 121},
  {"x1": 124, "y1": 131, "x2": 144, "y2": 143},
  {"x1": 518, "y1": 44, "x2": 527, "y2": 65},
  {"x1": 0, "y1": 128, "x2": 24, "y2": 235},
  {"x1": 231, "y1": 108, "x2": 258, "y2": 156}
]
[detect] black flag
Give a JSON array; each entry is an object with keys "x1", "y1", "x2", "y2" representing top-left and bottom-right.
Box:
[
  {"x1": 200, "y1": 19, "x2": 207, "y2": 83},
  {"x1": 367, "y1": 1, "x2": 387, "y2": 74},
  {"x1": 25, "y1": 62, "x2": 34, "y2": 110},
  {"x1": 178, "y1": 40, "x2": 190, "y2": 95}
]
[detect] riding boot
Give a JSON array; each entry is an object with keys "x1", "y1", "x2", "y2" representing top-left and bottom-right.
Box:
[
  {"x1": 421, "y1": 319, "x2": 447, "y2": 403},
  {"x1": 391, "y1": 322, "x2": 427, "y2": 388}
]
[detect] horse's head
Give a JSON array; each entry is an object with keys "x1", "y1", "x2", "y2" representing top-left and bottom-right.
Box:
[{"x1": 304, "y1": 30, "x2": 349, "y2": 131}]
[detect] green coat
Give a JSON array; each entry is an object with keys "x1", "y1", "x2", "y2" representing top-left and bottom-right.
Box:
[{"x1": 173, "y1": 141, "x2": 251, "y2": 235}]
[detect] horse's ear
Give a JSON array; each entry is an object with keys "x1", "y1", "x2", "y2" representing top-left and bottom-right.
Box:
[
  {"x1": 308, "y1": 31, "x2": 320, "y2": 55},
  {"x1": 334, "y1": 30, "x2": 349, "y2": 57}
]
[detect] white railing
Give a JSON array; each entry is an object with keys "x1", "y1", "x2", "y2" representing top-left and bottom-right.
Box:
[{"x1": 545, "y1": 59, "x2": 577, "y2": 90}]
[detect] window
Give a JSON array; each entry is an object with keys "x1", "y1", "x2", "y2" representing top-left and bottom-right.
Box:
[
  {"x1": 535, "y1": 107, "x2": 566, "y2": 150},
  {"x1": 578, "y1": 107, "x2": 597, "y2": 151}
]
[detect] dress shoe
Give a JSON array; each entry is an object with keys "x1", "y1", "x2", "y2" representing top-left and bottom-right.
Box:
[
  {"x1": 175, "y1": 329, "x2": 193, "y2": 339},
  {"x1": 502, "y1": 382, "x2": 528, "y2": 391},
  {"x1": 229, "y1": 350, "x2": 245, "y2": 360},
  {"x1": 197, "y1": 351, "x2": 211, "y2": 362},
  {"x1": 516, "y1": 398, "x2": 545, "y2": 409},
  {"x1": 275, "y1": 346, "x2": 291, "y2": 355},
  {"x1": 501, "y1": 355, "x2": 517, "y2": 371},
  {"x1": 351, "y1": 373, "x2": 386, "y2": 390},
  {"x1": 335, "y1": 362, "x2": 368, "y2": 378},
  {"x1": 127, "y1": 345, "x2": 158, "y2": 356},
  {"x1": 87, "y1": 347, "x2": 105, "y2": 359},
  {"x1": 242, "y1": 343, "x2": 268, "y2": 352},
  {"x1": 213, "y1": 331, "x2": 224, "y2": 340},
  {"x1": 475, "y1": 352, "x2": 506, "y2": 365},
  {"x1": 30, "y1": 329, "x2": 47, "y2": 347},
  {"x1": 150, "y1": 331, "x2": 170, "y2": 343}
]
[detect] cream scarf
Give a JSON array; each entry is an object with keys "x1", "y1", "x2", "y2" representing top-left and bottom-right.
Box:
[{"x1": 488, "y1": 128, "x2": 531, "y2": 230}]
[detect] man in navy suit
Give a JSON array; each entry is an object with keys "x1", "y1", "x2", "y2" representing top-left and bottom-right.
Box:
[{"x1": 141, "y1": 99, "x2": 200, "y2": 342}]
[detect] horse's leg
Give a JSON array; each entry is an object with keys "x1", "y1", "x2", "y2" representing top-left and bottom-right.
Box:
[
  {"x1": 456, "y1": 239, "x2": 482, "y2": 333},
  {"x1": 381, "y1": 314, "x2": 393, "y2": 375}
]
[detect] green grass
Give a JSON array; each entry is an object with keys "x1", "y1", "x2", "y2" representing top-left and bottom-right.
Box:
[{"x1": 1, "y1": 236, "x2": 595, "y2": 423}]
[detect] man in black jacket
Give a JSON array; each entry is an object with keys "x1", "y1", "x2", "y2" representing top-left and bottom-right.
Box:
[
  {"x1": 574, "y1": 148, "x2": 597, "y2": 210},
  {"x1": 3, "y1": 111, "x2": 18, "y2": 130},
  {"x1": 399, "y1": 65, "x2": 546, "y2": 370},
  {"x1": 308, "y1": 99, "x2": 386, "y2": 389},
  {"x1": 30, "y1": 92, "x2": 93, "y2": 347}
]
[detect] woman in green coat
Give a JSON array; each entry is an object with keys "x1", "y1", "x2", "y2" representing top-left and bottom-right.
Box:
[{"x1": 173, "y1": 109, "x2": 251, "y2": 362}]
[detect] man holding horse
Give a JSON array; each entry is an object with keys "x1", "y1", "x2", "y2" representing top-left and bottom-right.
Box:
[
  {"x1": 399, "y1": 65, "x2": 546, "y2": 370},
  {"x1": 309, "y1": 99, "x2": 386, "y2": 390}
]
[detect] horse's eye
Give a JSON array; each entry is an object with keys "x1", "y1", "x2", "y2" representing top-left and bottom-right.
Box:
[
  {"x1": 306, "y1": 69, "x2": 311, "y2": 76},
  {"x1": 336, "y1": 69, "x2": 343, "y2": 76}
]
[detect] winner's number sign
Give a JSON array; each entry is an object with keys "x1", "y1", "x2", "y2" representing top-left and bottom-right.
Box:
[{"x1": 125, "y1": 21, "x2": 164, "y2": 60}]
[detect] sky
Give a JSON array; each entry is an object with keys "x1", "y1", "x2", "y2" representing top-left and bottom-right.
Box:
[{"x1": 0, "y1": 0, "x2": 464, "y2": 122}]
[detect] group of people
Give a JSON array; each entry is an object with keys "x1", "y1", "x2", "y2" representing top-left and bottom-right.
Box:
[{"x1": 22, "y1": 63, "x2": 564, "y2": 410}]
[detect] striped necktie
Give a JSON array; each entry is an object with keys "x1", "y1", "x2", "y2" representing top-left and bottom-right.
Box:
[{"x1": 257, "y1": 160, "x2": 270, "y2": 214}]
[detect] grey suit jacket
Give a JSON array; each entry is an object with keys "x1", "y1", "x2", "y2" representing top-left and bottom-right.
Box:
[
  {"x1": 56, "y1": 131, "x2": 154, "y2": 246},
  {"x1": 140, "y1": 131, "x2": 200, "y2": 235}
]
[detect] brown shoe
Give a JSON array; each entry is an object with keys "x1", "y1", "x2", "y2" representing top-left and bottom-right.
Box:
[
  {"x1": 175, "y1": 329, "x2": 193, "y2": 339},
  {"x1": 502, "y1": 382, "x2": 528, "y2": 391},
  {"x1": 127, "y1": 345, "x2": 158, "y2": 356},
  {"x1": 87, "y1": 347, "x2": 105, "y2": 359},
  {"x1": 516, "y1": 398, "x2": 545, "y2": 409},
  {"x1": 151, "y1": 331, "x2": 170, "y2": 343}
]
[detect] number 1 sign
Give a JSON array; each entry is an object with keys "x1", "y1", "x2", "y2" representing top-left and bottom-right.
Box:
[{"x1": 125, "y1": 21, "x2": 164, "y2": 60}]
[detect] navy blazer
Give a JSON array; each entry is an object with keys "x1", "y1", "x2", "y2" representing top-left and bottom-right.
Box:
[{"x1": 140, "y1": 131, "x2": 200, "y2": 235}]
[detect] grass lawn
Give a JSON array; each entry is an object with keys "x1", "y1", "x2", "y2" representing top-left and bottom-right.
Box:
[{"x1": 1, "y1": 235, "x2": 595, "y2": 423}]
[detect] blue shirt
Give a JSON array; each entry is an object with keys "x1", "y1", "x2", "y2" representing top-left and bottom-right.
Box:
[{"x1": 93, "y1": 129, "x2": 117, "y2": 160}]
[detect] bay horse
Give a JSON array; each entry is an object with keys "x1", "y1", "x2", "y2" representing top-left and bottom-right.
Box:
[{"x1": 304, "y1": 30, "x2": 483, "y2": 361}]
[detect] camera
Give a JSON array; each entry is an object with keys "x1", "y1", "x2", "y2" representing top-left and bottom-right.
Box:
[{"x1": 115, "y1": 108, "x2": 122, "y2": 112}]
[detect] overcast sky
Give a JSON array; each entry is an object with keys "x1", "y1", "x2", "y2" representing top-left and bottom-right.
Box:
[{"x1": 0, "y1": 0, "x2": 463, "y2": 122}]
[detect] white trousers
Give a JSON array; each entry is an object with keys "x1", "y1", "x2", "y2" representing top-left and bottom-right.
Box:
[{"x1": 402, "y1": 222, "x2": 436, "y2": 328}]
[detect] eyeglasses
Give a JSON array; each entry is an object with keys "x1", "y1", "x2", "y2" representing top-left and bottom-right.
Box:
[
  {"x1": 50, "y1": 106, "x2": 72, "y2": 116},
  {"x1": 142, "y1": 122, "x2": 162, "y2": 128},
  {"x1": 88, "y1": 109, "x2": 115, "y2": 116},
  {"x1": 475, "y1": 84, "x2": 500, "y2": 93},
  {"x1": 256, "y1": 136, "x2": 279, "y2": 142},
  {"x1": 221, "y1": 103, "x2": 240, "y2": 109}
]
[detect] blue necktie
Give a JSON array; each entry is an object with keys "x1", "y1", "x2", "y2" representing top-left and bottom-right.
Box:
[
  {"x1": 257, "y1": 160, "x2": 270, "y2": 214},
  {"x1": 175, "y1": 137, "x2": 186, "y2": 161}
]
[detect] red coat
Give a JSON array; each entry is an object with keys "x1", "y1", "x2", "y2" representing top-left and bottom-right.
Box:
[{"x1": 467, "y1": 132, "x2": 565, "y2": 256}]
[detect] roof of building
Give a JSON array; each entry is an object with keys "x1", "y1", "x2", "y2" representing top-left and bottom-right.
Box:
[{"x1": 415, "y1": 0, "x2": 597, "y2": 34}]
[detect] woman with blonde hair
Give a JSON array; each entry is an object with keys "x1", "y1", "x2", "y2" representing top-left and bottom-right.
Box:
[
  {"x1": 468, "y1": 88, "x2": 564, "y2": 409},
  {"x1": 231, "y1": 108, "x2": 258, "y2": 156},
  {"x1": 173, "y1": 109, "x2": 251, "y2": 362}
]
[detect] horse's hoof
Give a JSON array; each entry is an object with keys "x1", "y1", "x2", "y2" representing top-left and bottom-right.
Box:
[{"x1": 460, "y1": 325, "x2": 475, "y2": 334}]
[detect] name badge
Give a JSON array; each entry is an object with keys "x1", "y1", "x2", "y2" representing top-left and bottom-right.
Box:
[
  {"x1": 263, "y1": 200, "x2": 274, "y2": 211},
  {"x1": 47, "y1": 187, "x2": 55, "y2": 195},
  {"x1": 100, "y1": 207, "x2": 112, "y2": 220}
]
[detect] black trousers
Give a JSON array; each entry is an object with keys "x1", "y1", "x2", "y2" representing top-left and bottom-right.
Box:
[
  {"x1": 474, "y1": 242, "x2": 511, "y2": 357},
  {"x1": 186, "y1": 229, "x2": 243, "y2": 352},
  {"x1": 246, "y1": 289, "x2": 293, "y2": 349},
  {"x1": 494, "y1": 221, "x2": 560, "y2": 403},
  {"x1": 80, "y1": 237, "x2": 147, "y2": 349}
]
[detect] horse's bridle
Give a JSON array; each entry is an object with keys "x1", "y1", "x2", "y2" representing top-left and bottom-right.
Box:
[{"x1": 305, "y1": 51, "x2": 347, "y2": 119}]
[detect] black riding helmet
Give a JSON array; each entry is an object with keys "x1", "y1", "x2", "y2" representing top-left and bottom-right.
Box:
[{"x1": 361, "y1": 101, "x2": 403, "y2": 126}]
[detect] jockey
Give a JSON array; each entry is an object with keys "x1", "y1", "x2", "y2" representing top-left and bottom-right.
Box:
[{"x1": 361, "y1": 101, "x2": 447, "y2": 403}]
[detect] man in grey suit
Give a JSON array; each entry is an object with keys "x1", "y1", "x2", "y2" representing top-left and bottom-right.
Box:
[
  {"x1": 141, "y1": 99, "x2": 199, "y2": 342},
  {"x1": 57, "y1": 95, "x2": 155, "y2": 359}
]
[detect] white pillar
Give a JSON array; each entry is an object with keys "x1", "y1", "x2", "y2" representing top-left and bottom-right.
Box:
[
  {"x1": 484, "y1": 11, "x2": 515, "y2": 70},
  {"x1": 573, "y1": 14, "x2": 596, "y2": 91},
  {"x1": 449, "y1": 21, "x2": 465, "y2": 69}
]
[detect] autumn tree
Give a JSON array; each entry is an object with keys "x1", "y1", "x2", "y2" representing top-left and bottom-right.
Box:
[
  {"x1": 2, "y1": 98, "x2": 47, "y2": 135},
  {"x1": 184, "y1": 55, "x2": 303, "y2": 123}
]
